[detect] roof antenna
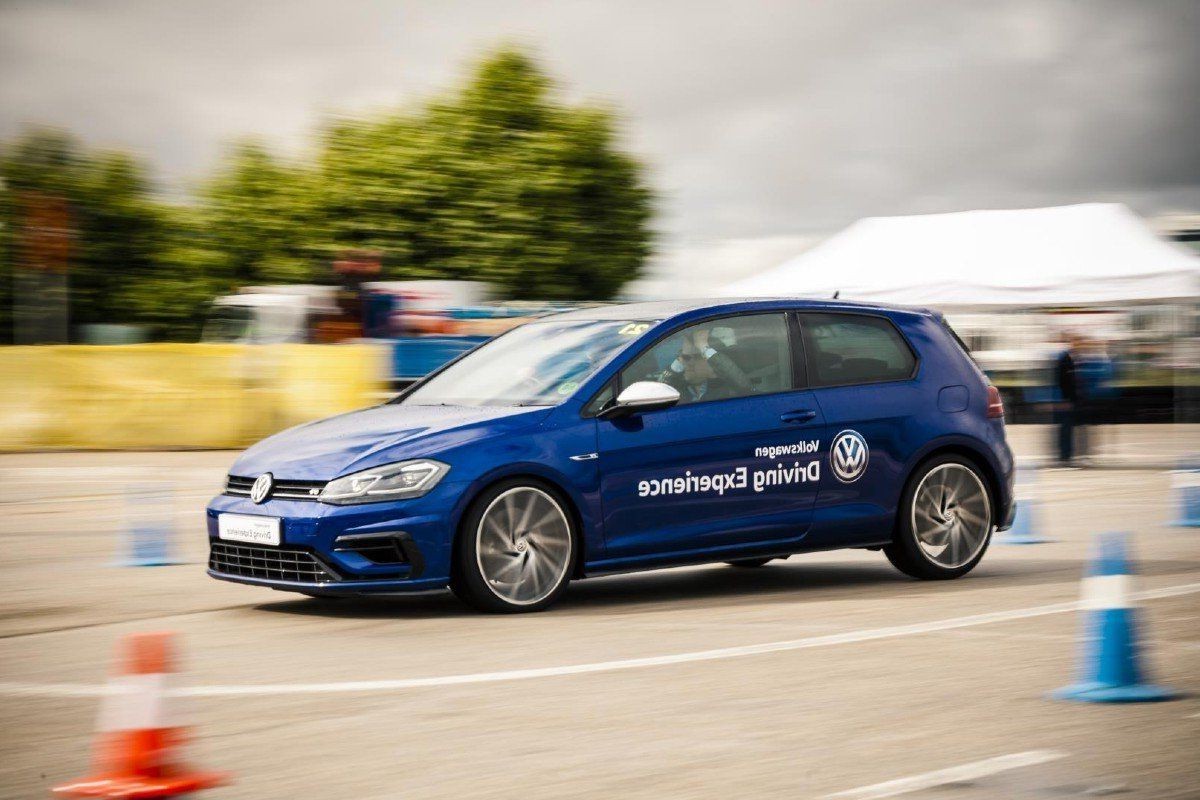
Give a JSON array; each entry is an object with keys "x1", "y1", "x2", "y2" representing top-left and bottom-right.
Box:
[{"x1": 832, "y1": 290, "x2": 840, "y2": 299}]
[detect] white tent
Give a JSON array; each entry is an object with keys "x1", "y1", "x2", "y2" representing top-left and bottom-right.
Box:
[{"x1": 720, "y1": 203, "x2": 1200, "y2": 309}]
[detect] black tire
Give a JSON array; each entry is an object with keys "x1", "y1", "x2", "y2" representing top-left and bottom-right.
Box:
[
  {"x1": 725, "y1": 558, "x2": 774, "y2": 568},
  {"x1": 884, "y1": 454, "x2": 994, "y2": 580},
  {"x1": 451, "y1": 478, "x2": 577, "y2": 613}
]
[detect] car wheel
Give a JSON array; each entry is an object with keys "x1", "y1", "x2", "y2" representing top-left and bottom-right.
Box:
[
  {"x1": 725, "y1": 558, "x2": 773, "y2": 568},
  {"x1": 885, "y1": 455, "x2": 994, "y2": 580},
  {"x1": 451, "y1": 480, "x2": 576, "y2": 613}
]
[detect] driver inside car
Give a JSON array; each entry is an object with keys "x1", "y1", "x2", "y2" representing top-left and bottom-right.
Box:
[{"x1": 658, "y1": 327, "x2": 752, "y2": 403}]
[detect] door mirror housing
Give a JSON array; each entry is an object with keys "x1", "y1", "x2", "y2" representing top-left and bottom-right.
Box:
[{"x1": 598, "y1": 381, "x2": 681, "y2": 419}]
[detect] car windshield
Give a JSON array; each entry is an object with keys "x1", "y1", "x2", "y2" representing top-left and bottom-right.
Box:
[
  {"x1": 202, "y1": 305, "x2": 254, "y2": 342},
  {"x1": 401, "y1": 319, "x2": 654, "y2": 407}
]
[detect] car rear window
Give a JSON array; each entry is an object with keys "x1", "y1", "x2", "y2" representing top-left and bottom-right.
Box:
[{"x1": 801, "y1": 313, "x2": 917, "y2": 387}]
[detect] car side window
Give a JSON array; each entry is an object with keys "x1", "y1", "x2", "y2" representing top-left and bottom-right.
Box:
[
  {"x1": 801, "y1": 313, "x2": 916, "y2": 387},
  {"x1": 619, "y1": 313, "x2": 793, "y2": 405},
  {"x1": 582, "y1": 380, "x2": 615, "y2": 417}
]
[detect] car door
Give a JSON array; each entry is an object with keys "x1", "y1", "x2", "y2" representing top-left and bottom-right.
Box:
[
  {"x1": 596, "y1": 312, "x2": 826, "y2": 561},
  {"x1": 799, "y1": 312, "x2": 923, "y2": 548}
]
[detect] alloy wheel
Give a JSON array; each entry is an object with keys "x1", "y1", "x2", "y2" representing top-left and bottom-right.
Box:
[
  {"x1": 910, "y1": 463, "x2": 992, "y2": 568},
  {"x1": 475, "y1": 486, "x2": 573, "y2": 606}
]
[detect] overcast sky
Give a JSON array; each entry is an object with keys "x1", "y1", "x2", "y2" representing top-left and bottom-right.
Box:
[{"x1": 2, "y1": 0, "x2": 1198, "y2": 293}]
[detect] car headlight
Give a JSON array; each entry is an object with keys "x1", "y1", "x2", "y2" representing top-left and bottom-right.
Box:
[{"x1": 319, "y1": 460, "x2": 450, "y2": 505}]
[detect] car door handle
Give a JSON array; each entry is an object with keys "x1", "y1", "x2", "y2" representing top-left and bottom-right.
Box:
[{"x1": 780, "y1": 409, "x2": 817, "y2": 424}]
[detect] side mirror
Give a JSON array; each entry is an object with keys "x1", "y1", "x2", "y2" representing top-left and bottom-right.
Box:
[{"x1": 598, "y1": 381, "x2": 680, "y2": 419}]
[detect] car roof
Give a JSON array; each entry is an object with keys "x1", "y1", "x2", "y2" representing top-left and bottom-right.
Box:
[{"x1": 548, "y1": 297, "x2": 935, "y2": 323}]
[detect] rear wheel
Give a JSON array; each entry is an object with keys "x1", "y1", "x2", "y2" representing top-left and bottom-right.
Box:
[
  {"x1": 451, "y1": 480, "x2": 576, "y2": 613},
  {"x1": 885, "y1": 455, "x2": 993, "y2": 580}
]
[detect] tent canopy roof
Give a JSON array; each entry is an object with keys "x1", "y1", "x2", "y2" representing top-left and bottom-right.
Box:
[{"x1": 721, "y1": 203, "x2": 1199, "y2": 308}]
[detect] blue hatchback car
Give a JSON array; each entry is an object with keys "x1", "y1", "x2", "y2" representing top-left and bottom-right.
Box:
[{"x1": 207, "y1": 299, "x2": 1015, "y2": 612}]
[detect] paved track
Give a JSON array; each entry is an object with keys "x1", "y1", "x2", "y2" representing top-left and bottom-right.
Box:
[{"x1": 1, "y1": 447, "x2": 1199, "y2": 799}]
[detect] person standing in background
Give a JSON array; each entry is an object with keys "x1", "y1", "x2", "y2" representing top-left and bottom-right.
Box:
[{"x1": 1053, "y1": 333, "x2": 1083, "y2": 466}]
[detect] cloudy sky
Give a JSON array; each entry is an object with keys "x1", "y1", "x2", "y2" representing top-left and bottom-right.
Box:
[{"x1": 2, "y1": 0, "x2": 1198, "y2": 293}]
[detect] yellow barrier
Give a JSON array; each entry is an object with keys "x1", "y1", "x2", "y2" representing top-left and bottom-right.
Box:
[{"x1": 0, "y1": 344, "x2": 388, "y2": 451}]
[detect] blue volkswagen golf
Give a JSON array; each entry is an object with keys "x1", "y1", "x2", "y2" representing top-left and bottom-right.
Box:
[{"x1": 207, "y1": 299, "x2": 1015, "y2": 612}]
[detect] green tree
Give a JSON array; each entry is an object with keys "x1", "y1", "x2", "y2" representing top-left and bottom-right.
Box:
[
  {"x1": 0, "y1": 129, "x2": 170, "y2": 340},
  {"x1": 315, "y1": 46, "x2": 654, "y2": 299},
  {"x1": 197, "y1": 141, "x2": 324, "y2": 285},
  {"x1": 0, "y1": 46, "x2": 656, "y2": 342},
  {"x1": 120, "y1": 203, "x2": 227, "y2": 341},
  {"x1": 72, "y1": 151, "x2": 165, "y2": 329},
  {"x1": 0, "y1": 180, "x2": 12, "y2": 342},
  {"x1": 0, "y1": 129, "x2": 232, "y2": 342}
]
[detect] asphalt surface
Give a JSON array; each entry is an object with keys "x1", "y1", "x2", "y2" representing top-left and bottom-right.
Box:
[{"x1": 1, "y1": 439, "x2": 1199, "y2": 799}]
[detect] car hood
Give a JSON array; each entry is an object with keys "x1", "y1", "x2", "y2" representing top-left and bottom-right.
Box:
[{"x1": 230, "y1": 403, "x2": 552, "y2": 481}]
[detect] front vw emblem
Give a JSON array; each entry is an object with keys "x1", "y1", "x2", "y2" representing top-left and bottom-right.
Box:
[
  {"x1": 830, "y1": 430, "x2": 869, "y2": 483},
  {"x1": 250, "y1": 473, "x2": 274, "y2": 504}
]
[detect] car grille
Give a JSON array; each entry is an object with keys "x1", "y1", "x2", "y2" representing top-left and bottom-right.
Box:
[
  {"x1": 333, "y1": 534, "x2": 410, "y2": 565},
  {"x1": 225, "y1": 475, "x2": 326, "y2": 501},
  {"x1": 209, "y1": 542, "x2": 339, "y2": 583}
]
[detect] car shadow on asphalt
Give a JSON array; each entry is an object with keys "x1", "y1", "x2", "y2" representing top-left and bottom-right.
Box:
[
  {"x1": 556, "y1": 556, "x2": 1199, "y2": 613},
  {"x1": 249, "y1": 554, "x2": 1200, "y2": 620}
]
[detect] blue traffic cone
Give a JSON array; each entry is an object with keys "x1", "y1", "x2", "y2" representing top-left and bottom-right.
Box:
[
  {"x1": 1171, "y1": 457, "x2": 1200, "y2": 527},
  {"x1": 1051, "y1": 532, "x2": 1177, "y2": 703},
  {"x1": 996, "y1": 461, "x2": 1052, "y2": 544},
  {"x1": 118, "y1": 484, "x2": 180, "y2": 567}
]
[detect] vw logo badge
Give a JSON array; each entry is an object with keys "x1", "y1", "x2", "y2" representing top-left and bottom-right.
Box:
[
  {"x1": 250, "y1": 473, "x2": 274, "y2": 504},
  {"x1": 830, "y1": 430, "x2": 869, "y2": 484}
]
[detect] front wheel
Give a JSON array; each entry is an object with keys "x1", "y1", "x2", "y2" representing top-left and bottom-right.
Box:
[
  {"x1": 451, "y1": 480, "x2": 576, "y2": 613},
  {"x1": 884, "y1": 455, "x2": 994, "y2": 580}
]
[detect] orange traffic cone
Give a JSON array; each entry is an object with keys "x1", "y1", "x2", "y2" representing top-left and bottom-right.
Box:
[{"x1": 53, "y1": 632, "x2": 229, "y2": 798}]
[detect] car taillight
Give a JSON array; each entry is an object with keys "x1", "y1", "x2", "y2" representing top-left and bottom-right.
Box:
[{"x1": 986, "y1": 384, "x2": 1005, "y2": 419}]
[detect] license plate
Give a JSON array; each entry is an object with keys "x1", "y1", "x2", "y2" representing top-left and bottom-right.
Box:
[{"x1": 218, "y1": 514, "x2": 281, "y2": 546}]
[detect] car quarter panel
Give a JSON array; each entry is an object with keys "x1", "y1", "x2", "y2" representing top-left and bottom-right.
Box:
[
  {"x1": 804, "y1": 311, "x2": 1011, "y2": 547},
  {"x1": 900, "y1": 315, "x2": 1016, "y2": 526}
]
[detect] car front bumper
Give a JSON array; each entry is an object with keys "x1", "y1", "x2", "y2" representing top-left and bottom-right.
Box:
[{"x1": 205, "y1": 480, "x2": 469, "y2": 594}]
